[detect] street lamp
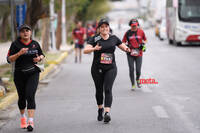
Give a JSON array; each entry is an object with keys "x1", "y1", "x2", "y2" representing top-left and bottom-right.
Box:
[{"x1": 60, "y1": 0, "x2": 67, "y2": 50}]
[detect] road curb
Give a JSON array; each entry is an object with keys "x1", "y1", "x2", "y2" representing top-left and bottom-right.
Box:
[
  {"x1": 0, "y1": 91, "x2": 17, "y2": 110},
  {"x1": 0, "y1": 50, "x2": 71, "y2": 110},
  {"x1": 40, "y1": 52, "x2": 68, "y2": 80}
]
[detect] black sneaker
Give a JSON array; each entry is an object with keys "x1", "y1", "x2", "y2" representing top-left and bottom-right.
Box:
[
  {"x1": 27, "y1": 121, "x2": 34, "y2": 132},
  {"x1": 104, "y1": 112, "x2": 111, "y2": 123},
  {"x1": 136, "y1": 80, "x2": 142, "y2": 88},
  {"x1": 97, "y1": 108, "x2": 104, "y2": 121}
]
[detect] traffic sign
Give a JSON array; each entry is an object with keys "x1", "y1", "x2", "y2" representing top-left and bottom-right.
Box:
[{"x1": 16, "y1": 3, "x2": 26, "y2": 28}]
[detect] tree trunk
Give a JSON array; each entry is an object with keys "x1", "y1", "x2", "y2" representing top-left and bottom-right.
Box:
[
  {"x1": 41, "y1": 18, "x2": 50, "y2": 52},
  {"x1": 0, "y1": 13, "x2": 9, "y2": 41},
  {"x1": 56, "y1": 0, "x2": 62, "y2": 50},
  {"x1": 25, "y1": 0, "x2": 49, "y2": 29}
]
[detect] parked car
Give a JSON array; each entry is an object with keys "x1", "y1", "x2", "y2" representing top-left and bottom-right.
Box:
[
  {"x1": 155, "y1": 19, "x2": 167, "y2": 41},
  {"x1": 159, "y1": 19, "x2": 167, "y2": 40},
  {"x1": 155, "y1": 20, "x2": 161, "y2": 37}
]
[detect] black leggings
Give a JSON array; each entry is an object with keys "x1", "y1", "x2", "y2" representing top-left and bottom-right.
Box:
[
  {"x1": 14, "y1": 71, "x2": 39, "y2": 110},
  {"x1": 91, "y1": 65, "x2": 117, "y2": 108},
  {"x1": 127, "y1": 54, "x2": 142, "y2": 86}
]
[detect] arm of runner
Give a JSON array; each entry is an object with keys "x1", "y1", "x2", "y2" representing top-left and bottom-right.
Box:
[
  {"x1": 142, "y1": 40, "x2": 147, "y2": 52},
  {"x1": 83, "y1": 44, "x2": 102, "y2": 54},
  {"x1": 8, "y1": 48, "x2": 28, "y2": 62},
  {"x1": 142, "y1": 30, "x2": 147, "y2": 44},
  {"x1": 83, "y1": 28, "x2": 87, "y2": 40},
  {"x1": 72, "y1": 30, "x2": 76, "y2": 44},
  {"x1": 33, "y1": 54, "x2": 45, "y2": 63},
  {"x1": 118, "y1": 43, "x2": 131, "y2": 52},
  {"x1": 37, "y1": 42, "x2": 45, "y2": 61}
]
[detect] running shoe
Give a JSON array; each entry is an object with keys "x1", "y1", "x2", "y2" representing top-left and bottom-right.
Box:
[
  {"x1": 97, "y1": 108, "x2": 104, "y2": 121},
  {"x1": 27, "y1": 121, "x2": 34, "y2": 132},
  {"x1": 104, "y1": 112, "x2": 111, "y2": 123},
  {"x1": 136, "y1": 80, "x2": 142, "y2": 88},
  {"x1": 20, "y1": 117, "x2": 27, "y2": 129},
  {"x1": 131, "y1": 85, "x2": 136, "y2": 91}
]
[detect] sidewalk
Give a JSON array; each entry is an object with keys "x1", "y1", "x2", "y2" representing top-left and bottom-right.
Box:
[{"x1": 0, "y1": 42, "x2": 11, "y2": 65}]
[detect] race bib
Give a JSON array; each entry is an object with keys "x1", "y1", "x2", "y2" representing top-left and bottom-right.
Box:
[
  {"x1": 100, "y1": 53, "x2": 113, "y2": 64},
  {"x1": 130, "y1": 49, "x2": 140, "y2": 56}
]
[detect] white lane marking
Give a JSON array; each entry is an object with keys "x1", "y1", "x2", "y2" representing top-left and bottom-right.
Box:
[
  {"x1": 157, "y1": 91, "x2": 200, "y2": 133},
  {"x1": 152, "y1": 105, "x2": 169, "y2": 118}
]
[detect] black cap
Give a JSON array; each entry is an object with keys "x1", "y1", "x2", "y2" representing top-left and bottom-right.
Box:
[
  {"x1": 19, "y1": 24, "x2": 32, "y2": 32},
  {"x1": 98, "y1": 18, "x2": 109, "y2": 28}
]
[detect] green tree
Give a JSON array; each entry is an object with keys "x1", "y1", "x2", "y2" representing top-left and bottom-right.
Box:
[
  {"x1": 0, "y1": 5, "x2": 11, "y2": 41},
  {"x1": 77, "y1": 0, "x2": 110, "y2": 22}
]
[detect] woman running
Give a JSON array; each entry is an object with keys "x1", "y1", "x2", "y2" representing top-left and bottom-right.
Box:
[
  {"x1": 7, "y1": 24, "x2": 45, "y2": 131},
  {"x1": 84, "y1": 18, "x2": 130, "y2": 123}
]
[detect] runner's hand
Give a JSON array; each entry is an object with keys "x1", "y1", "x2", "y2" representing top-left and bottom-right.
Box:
[
  {"x1": 33, "y1": 54, "x2": 41, "y2": 63},
  {"x1": 126, "y1": 47, "x2": 131, "y2": 53},
  {"x1": 142, "y1": 45, "x2": 146, "y2": 52},
  {"x1": 18, "y1": 48, "x2": 28, "y2": 56},
  {"x1": 94, "y1": 44, "x2": 102, "y2": 51}
]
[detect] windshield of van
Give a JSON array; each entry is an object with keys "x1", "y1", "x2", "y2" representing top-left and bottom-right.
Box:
[{"x1": 178, "y1": 0, "x2": 200, "y2": 22}]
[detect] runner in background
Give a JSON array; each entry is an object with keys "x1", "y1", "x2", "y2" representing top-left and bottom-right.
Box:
[
  {"x1": 72, "y1": 21, "x2": 86, "y2": 63},
  {"x1": 86, "y1": 21, "x2": 96, "y2": 41},
  {"x1": 122, "y1": 18, "x2": 147, "y2": 91}
]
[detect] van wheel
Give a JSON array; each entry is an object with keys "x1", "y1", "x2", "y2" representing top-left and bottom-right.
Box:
[
  {"x1": 169, "y1": 39, "x2": 173, "y2": 44},
  {"x1": 177, "y1": 42, "x2": 182, "y2": 46},
  {"x1": 173, "y1": 39, "x2": 181, "y2": 46}
]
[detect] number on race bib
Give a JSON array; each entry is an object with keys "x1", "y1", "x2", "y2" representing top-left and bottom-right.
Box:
[{"x1": 100, "y1": 53, "x2": 113, "y2": 64}]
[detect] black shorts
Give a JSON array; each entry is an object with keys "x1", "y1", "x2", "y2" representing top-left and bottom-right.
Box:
[{"x1": 75, "y1": 43, "x2": 84, "y2": 49}]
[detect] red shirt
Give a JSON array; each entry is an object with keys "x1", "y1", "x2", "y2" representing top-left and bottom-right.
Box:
[
  {"x1": 72, "y1": 27, "x2": 86, "y2": 45},
  {"x1": 122, "y1": 29, "x2": 147, "y2": 56},
  {"x1": 87, "y1": 27, "x2": 96, "y2": 38}
]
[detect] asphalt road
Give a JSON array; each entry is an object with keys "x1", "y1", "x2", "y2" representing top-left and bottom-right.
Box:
[{"x1": 1, "y1": 0, "x2": 200, "y2": 133}]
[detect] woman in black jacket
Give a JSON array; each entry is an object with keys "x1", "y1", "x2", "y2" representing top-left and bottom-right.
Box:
[{"x1": 7, "y1": 24, "x2": 45, "y2": 132}]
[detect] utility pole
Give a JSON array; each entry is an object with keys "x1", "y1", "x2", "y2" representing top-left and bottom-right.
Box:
[
  {"x1": 60, "y1": 0, "x2": 67, "y2": 50},
  {"x1": 50, "y1": 0, "x2": 56, "y2": 51},
  {"x1": 10, "y1": 0, "x2": 15, "y2": 76},
  {"x1": 10, "y1": 0, "x2": 15, "y2": 41}
]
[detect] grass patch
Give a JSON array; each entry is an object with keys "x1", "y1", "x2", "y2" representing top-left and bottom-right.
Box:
[
  {"x1": 44, "y1": 51, "x2": 64, "y2": 65},
  {"x1": 45, "y1": 51, "x2": 63, "y2": 61},
  {"x1": 0, "y1": 64, "x2": 15, "y2": 99},
  {"x1": 0, "y1": 64, "x2": 12, "y2": 80}
]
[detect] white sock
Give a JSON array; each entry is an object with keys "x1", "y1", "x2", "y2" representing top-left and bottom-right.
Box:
[
  {"x1": 28, "y1": 118, "x2": 34, "y2": 122},
  {"x1": 21, "y1": 113, "x2": 26, "y2": 118}
]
